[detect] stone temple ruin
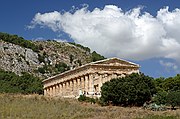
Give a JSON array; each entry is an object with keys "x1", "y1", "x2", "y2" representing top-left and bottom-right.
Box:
[{"x1": 43, "y1": 57, "x2": 140, "y2": 98}]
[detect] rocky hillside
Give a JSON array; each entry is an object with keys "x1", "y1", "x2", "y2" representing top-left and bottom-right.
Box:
[{"x1": 0, "y1": 32, "x2": 105, "y2": 79}]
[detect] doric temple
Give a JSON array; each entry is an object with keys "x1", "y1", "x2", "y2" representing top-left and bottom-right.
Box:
[{"x1": 43, "y1": 57, "x2": 140, "y2": 98}]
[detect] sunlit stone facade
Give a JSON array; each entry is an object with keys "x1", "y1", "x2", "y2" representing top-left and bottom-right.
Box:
[{"x1": 43, "y1": 58, "x2": 140, "y2": 98}]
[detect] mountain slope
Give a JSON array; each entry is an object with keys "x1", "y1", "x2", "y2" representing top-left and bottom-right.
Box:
[{"x1": 0, "y1": 32, "x2": 105, "y2": 79}]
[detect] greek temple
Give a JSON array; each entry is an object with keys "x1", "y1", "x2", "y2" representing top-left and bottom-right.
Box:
[{"x1": 43, "y1": 57, "x2": 140, "y2": 98}]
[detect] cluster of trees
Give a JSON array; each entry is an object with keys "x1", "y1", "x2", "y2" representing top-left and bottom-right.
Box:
[
  {"x1": 91, "y1": 51, "x2": 105, "y2": 62},
  {"x1": 100, "y1": 73, "x2": 180, "y2": 108},
  {"x1": 0, "y1": 32, "x2": 41, "y2": 52},
  {"x1": 153, "y1": 75, "x2": 180, "y2": 109},
  {"x1": 37, "y1": 61, "x2": 70, "y2": 74},
  {"x1": 0, "y1": 69, "x2": 43, "y2": 94},
  {"x1": 55, "y1": 62, "x2": 70, "y2": 73}
]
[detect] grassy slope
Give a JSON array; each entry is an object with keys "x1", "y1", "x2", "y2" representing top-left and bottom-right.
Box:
[{"x1": 0, "y1": 94, "x2": 179, "y2": 119}]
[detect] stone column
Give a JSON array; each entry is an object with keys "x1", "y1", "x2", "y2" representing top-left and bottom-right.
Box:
[
  {"x1": 50, "y1": 86, "x2": 53, "y2": 96},
  {"x1": 53, "y1": 85, "x2": 56, "y2": 96},
  {"x1": 81, "y1": 76, "x2": 85, "y2": 93},
  {"x1": 70, "y1": 80, "x2": 73, "y2": 96},
  {"x1": 66, "y1": 81, "x2": 70, "y2": 97},
  {"x1": 73, "y1": 79, "x2": 77, "y2": 96},
  {"x1": 77, "y1": 78, "x2": 81, "y2": 91},
  {"x1": 45, "y1": 88, "x2": 48, "y2": 96},
  {"x1": 77, "y1": 77, "x2": 82, "y2": 96},
  {"x1": 59, "y1": 83, "x2": 62, "y2": 96},
  {"x1": 49, "y1": 86, "x2": 53, "y2": 96},
  {"x1": 62, "y1": 82, "x2": 66, "y2": 97},
  {"x1": 107, "y1": 74, "x2": 110, "y2": 82},
  {"x1": 104, "y1": 74, "x2": 108, "y2": 83},
  {"x1": 85, "y1": 75, "x2": 89, "y2": 95},
  {"x1": 47, "y1": 88, "x2": 50, "y2": 96},
  {"x1": 44, "y1": 88, "x2": 47, "y2": 96},
  {"x1": 88, "y1": 74, "x2": 94, "y2": 95},
  {"x1": 99, "y1": 74, "x2": 103, "y2": 92},
  {"x1": 102, "y1": 74, "x2": 106, "y2": 84},
  {"x1": 56, "y1": 84, "x2": 59, "y2": 96}
]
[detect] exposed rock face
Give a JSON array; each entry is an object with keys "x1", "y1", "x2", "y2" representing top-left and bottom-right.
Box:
[
  {"x1": 0, "y1": 40, "x2": 92, "y2": 79},
  {"x1": 0, "y1": 41, "x2": 40, "y2": 76}
]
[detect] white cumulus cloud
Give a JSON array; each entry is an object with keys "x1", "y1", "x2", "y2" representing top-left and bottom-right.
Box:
[
  {"x1": 160, "y1": 60, "x2": 179, "y2": 72},
  {"x1": 28, "y1": 5, "x2": 180, "y2": 64}
]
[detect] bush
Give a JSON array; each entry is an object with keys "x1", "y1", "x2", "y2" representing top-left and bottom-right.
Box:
[
  {"x1": 78, "y1": 95, "x2": 96, "y2": 104},
  {"x1": 38, "y1": 67, "x2": 46, "y2": 74},
  {"x1": 100, "y1": 73, "x2": 157, "y2": 106},
  {"x1": 0, "y1": 69, "x2": 43, "y2": 94},
  {"x1": 38, "y1": 54, "x2": 45, "y2": 63},
  {"x1": 78, "y1": 95, "x2": 86, "y2": 102},
  {"x1": 55, "y1": 62, "x2": 69, "y2": 73}
]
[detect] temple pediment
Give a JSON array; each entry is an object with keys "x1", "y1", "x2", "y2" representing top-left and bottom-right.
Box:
[{"x1": 92, "y1": 57, "x2": 139, "y2": 67}]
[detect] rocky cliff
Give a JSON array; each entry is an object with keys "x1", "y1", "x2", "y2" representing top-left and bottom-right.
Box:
[{"x1": 0, "y1": 38, "x2": 104, "y2": 79}]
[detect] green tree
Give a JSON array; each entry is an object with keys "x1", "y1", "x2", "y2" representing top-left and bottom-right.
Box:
[
  {"x1": 55, "y1": 62, "x2": 70, "y2": 73},
  {"x1": 162, "y1": 75, "x2": 180, "y2": 92},
  {"x1": 153, "y1": 77, "x2": 165, "y2": 92},
  {"x1": 166, "y1": 91, "x2": 180, "y2": 109},
  {"x1": 153, "y1": 74, "x2": 180, "y2": 106},
  {"x1": 100, "y1": 73, "x2": 156, "y2": 106},
  {"x1": 91, "y1": 51, "x2": 105, "y2": 62}
]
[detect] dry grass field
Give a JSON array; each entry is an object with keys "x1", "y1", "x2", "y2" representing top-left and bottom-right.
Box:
[{"x1": 0, "y1": 94, "x2": 179, "y2": 119}]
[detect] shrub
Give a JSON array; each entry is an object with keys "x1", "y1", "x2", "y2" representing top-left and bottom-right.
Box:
[
  {"x1": 78, "y1": 95, "x2": 86, "y2": 102},
  {"x1": 78, "y1": 95, "x2": 96, "y2": 104},
  {"x1": 100, "y1": 73, "x2": 157, "y2": 106},
  {"x1": 55, "y1": 62, "x2": 69, "y2": 73},
  {"x1": 38, "y1": 67, "x2": 46, "y2": 74},
  {"x1": 38, "y1": 54, "x2": 45, "y2": 63}
]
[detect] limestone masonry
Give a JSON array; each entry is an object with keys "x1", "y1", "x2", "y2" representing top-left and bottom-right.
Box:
[{"x1": 43, "y1": 57, "x2": 140, "y2": 98}]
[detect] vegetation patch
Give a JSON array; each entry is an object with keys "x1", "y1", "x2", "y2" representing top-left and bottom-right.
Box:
[
  {"x1": 100, "y1": 73, "x2": 156, "y2": 106},
  {"x1": 153, "y1": 74, "x2": 180, "y2": 109},
  {"x1": 0, "y1": 32, "x2": 40, "y2": 52},
  {"x1": 0, "y1": 69, "x2": 43, "y2": 94},
  {"x1": 78, "y1": 95, "x2": 96, "y2": 104},
  {"x1": 0, "y1": 94, "x2": 179, "y2": 119}
]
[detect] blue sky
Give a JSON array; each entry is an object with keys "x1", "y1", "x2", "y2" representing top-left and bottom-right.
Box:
[{"x1": 0, "y1": 0, "x2": 180, "y2": 78}]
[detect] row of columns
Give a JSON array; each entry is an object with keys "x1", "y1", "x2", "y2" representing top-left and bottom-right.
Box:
[
  {"x1": 44, "y1": 73, "x2": 123, "y2": 98},
  {"x1": 44, "y1": 74, "x2": 93, "y2": 97}
]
